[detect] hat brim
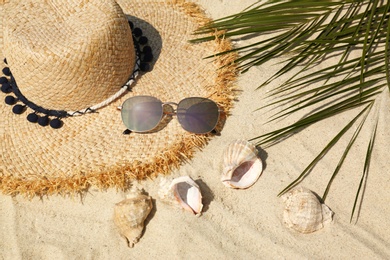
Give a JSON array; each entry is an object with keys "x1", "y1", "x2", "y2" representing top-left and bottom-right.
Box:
[{"x1": 0, "y1": 0, "x2": 237, "y2": 196}]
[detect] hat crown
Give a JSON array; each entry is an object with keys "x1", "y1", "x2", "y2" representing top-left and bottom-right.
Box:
[{"x1": 3, "y1": 0, "x2": 135, "y2": 111}]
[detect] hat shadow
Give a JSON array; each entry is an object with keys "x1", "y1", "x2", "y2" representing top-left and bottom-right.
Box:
[{"x1": 126, "y1": 15, "x2": 162, "y2": 73}]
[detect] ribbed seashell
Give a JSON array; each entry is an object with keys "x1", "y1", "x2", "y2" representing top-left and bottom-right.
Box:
[
  {"x1": 221, "y1": 139, "x2": 263, "y2": 189},
  {"x1": 281, "y1": 187, "x2": 333, "y2": 234},
  {"x1": 159, "y1": 176, "x2": 203, "y2": 216},
  {"x1": 113, "y1": 194, "x2": 153, "y2": 247}
]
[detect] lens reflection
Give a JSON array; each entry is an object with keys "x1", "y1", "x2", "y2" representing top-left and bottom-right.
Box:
[
  {"x1": 121, "y1": 96, "x2": 163, "y2": 132},
  {"x1": 177, "y1": 97, "x2": 219, "y2": 134}
]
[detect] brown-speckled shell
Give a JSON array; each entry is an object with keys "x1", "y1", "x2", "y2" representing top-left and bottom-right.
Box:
[{"x1": 113, "y1": 194, "x2": 153, "y2": 247}]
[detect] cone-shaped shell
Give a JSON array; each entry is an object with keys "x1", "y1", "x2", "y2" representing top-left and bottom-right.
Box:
[
  {"x1": 281, "y1": 187, "x2": 333, "y2": 234},
  {"x1": 221, "y1": 140, "x2": 263, "y2": 189},
  {"x1": 159, "y1": 176, "x2": 203, "y2": 216},
  {"x1": 113, "y1": 194, "x2": 153, "y2": 247}
]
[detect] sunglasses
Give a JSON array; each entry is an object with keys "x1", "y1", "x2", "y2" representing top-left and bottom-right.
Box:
[{"x1": 119, "y1": 96, "x2": 220, "y2": 134}]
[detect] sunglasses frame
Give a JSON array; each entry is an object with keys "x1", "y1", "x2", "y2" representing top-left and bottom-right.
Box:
[{"x1": 118, "y1": 95, "x2": 222, "y2": 134}]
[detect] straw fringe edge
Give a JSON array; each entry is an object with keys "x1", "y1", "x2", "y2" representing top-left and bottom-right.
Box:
[{"x1": 0, "y1": 0, "x2": 238, "y2": 198}]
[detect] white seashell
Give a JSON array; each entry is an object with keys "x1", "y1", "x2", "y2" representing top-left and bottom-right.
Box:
[
  {"x1": 159, "y1": 176, "x2": 203, "y2": 216},
  {"x1": 221, "y1": 139, "x2": 263, "y2": 189},
  {"x1": 113, "y1": 194, "x2": 153, "y2": 247},
  {"x1": 281, "y1": 187, "x2": 333, "y2": 234}
]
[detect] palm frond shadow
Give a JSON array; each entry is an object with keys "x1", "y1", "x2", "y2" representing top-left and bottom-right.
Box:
[{"x1": 193, "y1": 0, "x2": 389, "y2": 221}]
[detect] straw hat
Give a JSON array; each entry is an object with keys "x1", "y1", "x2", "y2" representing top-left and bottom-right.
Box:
[{"x1": 0, "y1": 0, "x2": 237, "y2": 196}]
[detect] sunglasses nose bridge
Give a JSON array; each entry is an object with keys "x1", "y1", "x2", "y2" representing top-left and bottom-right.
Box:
[
  {"x1": 163, "y1": 101, "x2": 179, "y2": 107},
  {"x1": 162, "y1": 102, "x2": 179, "y2": 115}
]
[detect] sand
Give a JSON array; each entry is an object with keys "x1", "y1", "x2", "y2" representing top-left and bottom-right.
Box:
[{"x1": 1, "y1": 0, "x2": 390, "y2": 259}]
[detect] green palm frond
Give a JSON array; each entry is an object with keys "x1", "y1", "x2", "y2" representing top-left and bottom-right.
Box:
[
  {"x1": 193, "y1": 0, "x2": 389, "y2": 221},
  {"x1": 350, "y1": 120, "x2": 378, "y2": 223}
]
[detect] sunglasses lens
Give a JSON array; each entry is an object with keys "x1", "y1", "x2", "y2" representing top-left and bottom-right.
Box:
[
  {"x1": 177, "y1": 97, "x2": 219, "y2": 134},
  {"x1": 121, "y1": 96, "x2": 163, "y2": 132}
]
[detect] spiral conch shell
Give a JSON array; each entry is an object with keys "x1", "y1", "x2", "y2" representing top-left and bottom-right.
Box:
[
  {"x1": 159, "y1": 176, "x2": 203, "y2": 216},
  {"x1": 222, "y1": 140, "x2": 263, "y2": 189},
  {"x1": 281, "y1": 187, "x2": 333, "y2": 234},
  {"x1": 113, "y1": 194, "x2": 153, "y2": 247}
]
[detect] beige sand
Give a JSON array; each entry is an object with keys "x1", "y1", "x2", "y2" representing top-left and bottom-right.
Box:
[{"x1": 1, "y1": 1, "x2": 389, "y2": 259}]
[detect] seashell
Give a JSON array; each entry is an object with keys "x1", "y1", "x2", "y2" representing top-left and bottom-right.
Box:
[
  {"x1": 113, "y1": 194, "x2": 153, "y2": 247},
  {"x1": 281, "y1": 187, "x2": 333, "y2": 234},
  {"x1": 221, "y1": 139, "x2": 263, "y2": 189},
  {"x1": 159, "y1": 176, "x2": 203, "y2": 216}
]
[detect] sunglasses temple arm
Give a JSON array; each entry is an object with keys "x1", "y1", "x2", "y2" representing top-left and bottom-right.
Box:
[{"x1": 123, "y1": 129, "x2": 132, "y2": 135}]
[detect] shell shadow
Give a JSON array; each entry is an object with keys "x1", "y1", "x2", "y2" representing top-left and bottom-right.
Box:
[
  {"x1": 144, "y1": 196, "x2": 157, "y2": 227},
  {"x1": 142, "y1": 195, "x2": 157, "y2": 243},
  {"x1": 195, "y1": 179, "x2": 214, "y2": 213},
  {"x1": 255, "y1": 145, "x2": 268, "y2": 172}
]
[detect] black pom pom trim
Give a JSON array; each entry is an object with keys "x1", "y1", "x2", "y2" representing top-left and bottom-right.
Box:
[
  {"x1": 50, "y1": 118, "x2": 63, "y2": 129},
  {"x1": 1, "y1": 63, "x2": 71, "y2": 129},
  {"x1": 142, "y1": 53, "x2": 153, "y2": 63},
  {"x1": 133, "y1": 28, "x2": 143, "y2": 37},
  {"x1": 139, "y1": 63, "x2": 150, "y2": 72},
  {"x1": 138, "y1": 36, "x2": 148, "y2": 45},
  {"x1": 1, "y1": 82, "x2": 12, "y2": 93},
  {"x1": 12, "y1": 104, "x2": 25, "y2": 114},
  {"x1": 142, "y1": 46, "x2": 152, "y2": 54},
  {"x1": 2, "y1": 67, "x2": 11, "y2": 76},
  {"x1": 27, "y1": 113, "x2": 39, "y2": 123},
  {"x1": 0, "y1": 76, "x2": 7, "y2": 84},
  {"x1": 1, "y1": 19, "x2": 153, "y2": 131},
  {"x1": 38, "y1": 116, "x2": 50, "y2": 127},
  {"x1": 129, "y1": 20, "x2": 153, "y2": 74},
  {"x1": 3, "y1": 58, "x2": 7, "y2": 64},
  {"x1": 5, "y1": 95, "x2": 17, "y2": 105}
]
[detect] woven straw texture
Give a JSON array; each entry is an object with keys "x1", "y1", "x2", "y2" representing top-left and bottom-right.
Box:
[
  {"x1": 3, "y1": 0, "x2": 135, "y2": 111},
  {"x1": 0, "y1": 0, "x2": 237, "y2": 196}
]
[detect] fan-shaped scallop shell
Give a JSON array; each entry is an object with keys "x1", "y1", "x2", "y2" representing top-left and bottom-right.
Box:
[
  {"x1": 113, "y1": 194, "x2": 153, "y2": 247},
  {"x1": 281, "y1": 187, "x2": 333, "y2": 234},
  {"x1": 159, "y1": 176, "x2": 203, "y2": 216},
  {"x1": 221, "y1": 139, "x2": 263, "y2": 189}
]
